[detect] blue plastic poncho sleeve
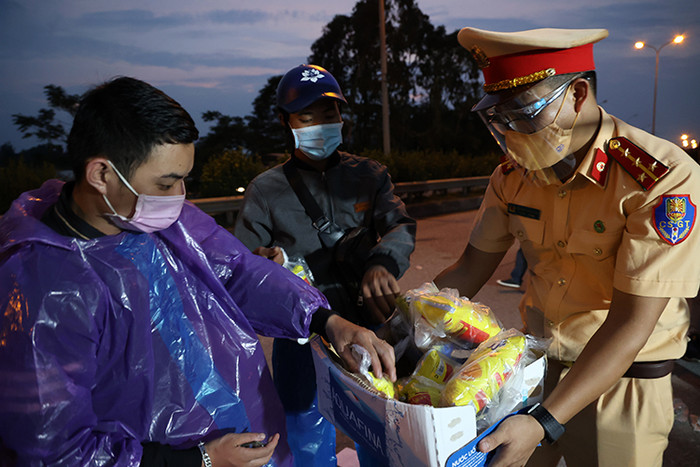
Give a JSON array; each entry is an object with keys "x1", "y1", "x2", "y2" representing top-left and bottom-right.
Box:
[
  {"x1": 0, "y1": 245, "x2": 144, "y2": 466},
  {"x1": 170, "y1": 203, "x2": 330, "y2": 340}
]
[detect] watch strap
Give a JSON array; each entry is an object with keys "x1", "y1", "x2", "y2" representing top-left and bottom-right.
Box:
[{"x1": 526, "y1": 403, "x2": 565, "y2": 443}]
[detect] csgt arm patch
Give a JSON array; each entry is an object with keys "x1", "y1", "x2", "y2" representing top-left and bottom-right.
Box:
[{"x1": 653, "y1": 195, "x2": 696, "y2": 245}]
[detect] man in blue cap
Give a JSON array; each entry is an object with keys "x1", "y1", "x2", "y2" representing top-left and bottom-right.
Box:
[{"x1": 234, "y1": 64, "x2": 416, "y2": 466}]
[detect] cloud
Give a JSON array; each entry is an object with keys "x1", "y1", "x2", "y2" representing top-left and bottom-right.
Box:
[
  {"x1": 207, "y1": 9, "x2": 269, "y2": 25},
  {"x1": 74, "y1": 9, "x2": 192, "y2": 30}
]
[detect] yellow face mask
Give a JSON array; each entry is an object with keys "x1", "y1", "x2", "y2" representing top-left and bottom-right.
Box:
[{"x1": 504, "y1": 84, "x2": 579, "y2": 172}]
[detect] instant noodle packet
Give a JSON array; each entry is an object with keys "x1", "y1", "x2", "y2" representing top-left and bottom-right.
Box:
[
  {"x1": 398, "y1": 348, "x2": 459, "y2": 405},
  {"x1": 440, "y1": 332, "x2": 526, "y2": 412},
  {"x1": 399, "y1": 376, "x2": 443, "y2": 406},
  {"x1": 409, "y1": 286, "x2": 502, "y2": 346},
  {"x1": 351, "y1": 344, "x2": 396, "y2": 399}
]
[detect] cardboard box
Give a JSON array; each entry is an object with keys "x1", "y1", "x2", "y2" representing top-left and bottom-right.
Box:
[{"x1": 310, "y1": 336, "x2": 545, "y2": 467}]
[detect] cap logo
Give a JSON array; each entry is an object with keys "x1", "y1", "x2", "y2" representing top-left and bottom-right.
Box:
[
  {"x1": 301, "y1": 69, "x2": 325, "y2": 83},
  {"x1": 470, "y1": 46, "x2": 490, "y2": 68}
]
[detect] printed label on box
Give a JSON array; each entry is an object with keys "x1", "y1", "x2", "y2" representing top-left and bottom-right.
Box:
[{"x1": 329, "y1": 369, "x2": 388, "y2": 460}]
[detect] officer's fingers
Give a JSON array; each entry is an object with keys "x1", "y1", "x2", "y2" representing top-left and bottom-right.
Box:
[
  {"x1": 477, "y1": 432, "x2": 502, "y2": 454},
  {"x1": 476, "y1": 416, "x2": 537, "y2": 467}
]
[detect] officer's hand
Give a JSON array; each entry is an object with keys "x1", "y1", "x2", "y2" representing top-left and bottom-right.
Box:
[
  {"x1": 252, "y1": 246, "x2": 285, "y2": 265},
  {"x1": 325, "y1": 314, "x2": 397, "y2": 382},
  {"x1": 205, "y1": 432, "x2": 280, "y2": 467},
  {"x1": 477, "y1": 414, "x2": 544, "y2": 467},
  {"x1": 361, "y1": 265, "x2": 400, "y2": 324}
]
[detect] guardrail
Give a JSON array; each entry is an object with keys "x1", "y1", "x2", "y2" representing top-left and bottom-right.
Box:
[{"x1": 190, "y1": 176, "x2": 490, "y2": 225}]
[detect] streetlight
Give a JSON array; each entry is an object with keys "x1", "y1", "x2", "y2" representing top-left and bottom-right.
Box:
[
  {"x1": 634, "y1": 34, "x2": 685, "y2": 135},
  {"x1": 681, "y1": 134, "x2": 698, "y2": 149}
]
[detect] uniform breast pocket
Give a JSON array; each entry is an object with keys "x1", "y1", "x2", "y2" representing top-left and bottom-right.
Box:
[
  {"x1": 508, "y1": 216, "x2": 546, "y2": 246},
  {"x1": 566, "y1": 229, "x2": 622, "y2": 260}
]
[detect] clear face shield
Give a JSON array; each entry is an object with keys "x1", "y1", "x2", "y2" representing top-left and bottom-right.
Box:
[{"x1": 475, "y1": 76, "x2": 580, "y2": 184}]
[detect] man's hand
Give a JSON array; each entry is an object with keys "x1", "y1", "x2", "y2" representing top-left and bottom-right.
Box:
[
  {"x1": 477, "y1": 415, "x2": 544, "y2": 467},
  {"x1": 325, "y1": 314, "x2": 397, "y2": 382},
  {"x1": 252, "y1": 246, "x2": 285, "y2": 265},
  {"x1": 205, "y1": 432, "x2": 280, "y2": 467},
  {"x1": 361, "y1": 265, "x2": 400, "y2": 324}
]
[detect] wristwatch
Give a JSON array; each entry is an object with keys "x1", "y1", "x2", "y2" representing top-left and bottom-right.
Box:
[{"x1": 526, "y1": 403, "x2": 565, "y2": 444}]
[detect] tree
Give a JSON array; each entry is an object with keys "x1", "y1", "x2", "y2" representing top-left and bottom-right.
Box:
[
  {"x1": 308, "y1": 0, "x2": 494, "y2": 155},
  {"x1": 11, "y1": 85, "x2": 80, "y2": 150},
  {"x1": 0, "y1": 143, "x2": 16, "y2": 166},
  {"x1": 196, "y1": 75, "x2": 286, "y2": 161},
  {"x1": 0, "y1": 157, "x2": 56, "y2": 214},
  {"x1": 245, "y1": 75, "x2": 286, "y2": 155},
  {"x1": 198, "y1": 149, "x2": 266, "y2": 198},
  {"x1": 192, "y1": 111, "x2": 251, "y2": 192}
]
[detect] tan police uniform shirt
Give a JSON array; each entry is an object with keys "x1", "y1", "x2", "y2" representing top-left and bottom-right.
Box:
[{"x1": 469, "y1": 107, "x2": 700, "y2": 362}]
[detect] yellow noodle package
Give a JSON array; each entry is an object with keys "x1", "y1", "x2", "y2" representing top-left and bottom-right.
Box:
[
  {"x1": 401, "y1": 283, "x2": 502, "y2": 347},
  {"x1": 399, "y1": 376, "x2": 443, "y2": 406},
  {"x1": 398, "y1": 348, "x2": 458, "y2": 405},
  {"x1": 351, "y1": 344, "x2": 396, "y2": 399},
  {"x1": 440, "y1": 331, "x2": 526, "y2": 412}
]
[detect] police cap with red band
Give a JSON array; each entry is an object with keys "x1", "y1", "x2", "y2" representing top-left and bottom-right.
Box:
[{"x1": 458, "y1": 27, "x2": 609, "y2": 110}]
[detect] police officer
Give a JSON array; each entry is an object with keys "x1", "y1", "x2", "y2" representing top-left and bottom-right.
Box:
[
  {"x1": 435, "y1": 28, "x2": 700, "y2": 467},
  {"x1": 234, "y1": 64, "x2": 416, "y2": 466}
]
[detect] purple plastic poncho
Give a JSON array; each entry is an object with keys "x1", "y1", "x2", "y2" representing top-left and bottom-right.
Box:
[{"x1": 0, "y1": 180, "x2": 329, "y2": 466}]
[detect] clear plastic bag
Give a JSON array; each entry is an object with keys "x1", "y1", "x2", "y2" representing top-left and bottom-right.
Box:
[
  {"x1": 350, "y1": 344, "x2": 396, "y2": 399},
  {"x1": 439, "y1": 329, "x2": 551, "y2": 432},
  {"x1": 397, "y1": 282, "x2": 503, "y2": 351},
  {"x1": 397, "y1": 348, "x2": 460, "y2": 406},
  {"x1": 440, "y1": 329, "x2": 527, "y2": 410},
  {"x1": 281, "y1": 249, "x2": 315, "y2": 286},
  {"x1": 474, "y1": 333, "x2": 550, "y2": 431}
]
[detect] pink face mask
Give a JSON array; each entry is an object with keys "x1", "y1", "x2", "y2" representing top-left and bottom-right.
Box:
[{"x1": 103, "y1": 160, "x2": 185, "y2": 233}]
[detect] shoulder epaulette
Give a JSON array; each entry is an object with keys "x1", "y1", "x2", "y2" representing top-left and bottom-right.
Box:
[
  {"x1": 499, "y1": 156, "x2": 517, "y2": 175},
  {"x1": 606, "y1": 137, "x2": 669, "y2": 190}
]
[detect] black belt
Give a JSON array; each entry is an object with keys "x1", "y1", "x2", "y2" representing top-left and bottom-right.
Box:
[
  {"x1": 554, "y1": 359, "x2": 675, "y2": 379},
  {"x1": 622, "y1": 360, "x2": 675, "y2": 379}
]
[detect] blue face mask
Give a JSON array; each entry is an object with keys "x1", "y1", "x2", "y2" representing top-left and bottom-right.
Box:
[{"x1": 291, "y1": 122, "x2": 343, "y2": 160}]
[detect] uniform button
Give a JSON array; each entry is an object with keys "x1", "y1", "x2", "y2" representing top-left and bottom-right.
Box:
[
  {"x1": 546, "y1": 319, "x2": 555, "y2": 327},
  {"x1": 557, "y1": 278, "x2": 567, "y2": 286},
  {"x1": 558, "y1": 190, "x2": 567, "y2": 198},
  {"x1": 557, "y1": 240, "x2": 566, "y2": 248},
  {"x1": 517, "y1": 230, "x2": 524, "y2": 238},
  {"x1": 594, "y1": 248, "x2": 602, "y2": 256}
]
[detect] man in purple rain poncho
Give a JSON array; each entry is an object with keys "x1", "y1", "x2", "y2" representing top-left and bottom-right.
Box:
[{"x1": 0, "y1": 77, "x2": 396, "y2": 467}]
